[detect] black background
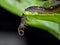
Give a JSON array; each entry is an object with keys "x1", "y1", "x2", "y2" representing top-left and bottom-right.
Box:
[{"x1": 0, "y1": 6, "x2": 60, "y2": 45}]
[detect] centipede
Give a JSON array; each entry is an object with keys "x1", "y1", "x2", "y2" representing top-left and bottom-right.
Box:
[
  {"x1": 18, "y1": 2, "x2": 60, "y2": 36},
  {"x1": 25, "y1": 3, "x2": 60, "y2": 14}
]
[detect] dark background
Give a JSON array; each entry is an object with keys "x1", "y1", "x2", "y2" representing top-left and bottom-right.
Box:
[{"x1": 0, "y1": 6, "x2": 60, "y2": 45}]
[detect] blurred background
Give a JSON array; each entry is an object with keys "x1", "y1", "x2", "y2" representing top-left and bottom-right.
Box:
[{"x1": 0, "y1": 6, "x2": 60, "y2": 45}]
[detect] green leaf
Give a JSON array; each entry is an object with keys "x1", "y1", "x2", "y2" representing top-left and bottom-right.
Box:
[
  {"x1": 26, "y1": 17, "x2": 60, "y2": 40},
  {"x1": 0, "y1": 0, "x2": 46, "y2": 16},
  {"x1": 25, "y1": 12, "x2": 60, "y2": 40},
  {"x1": 0, "y1": 0, "x2": 60, "y2": 40}
]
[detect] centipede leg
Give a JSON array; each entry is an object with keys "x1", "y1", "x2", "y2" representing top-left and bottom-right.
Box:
[{"x1": 18, "y1": 14, "x2": 26, "y2": 36}]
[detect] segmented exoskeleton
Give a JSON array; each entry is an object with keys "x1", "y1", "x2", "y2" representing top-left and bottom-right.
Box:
[{"x1": 18, "y1": 1, "x2": 60, "y2": 36}]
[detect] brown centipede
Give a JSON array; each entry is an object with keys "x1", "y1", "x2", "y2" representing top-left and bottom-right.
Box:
[
  {"x1": 18, "y1": 1, "x2": 60, "y2": 36},
  {"x1": 25, "y1": 3, "x2": 60, "y2": 14}
]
